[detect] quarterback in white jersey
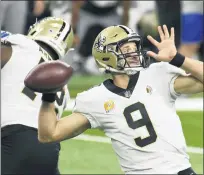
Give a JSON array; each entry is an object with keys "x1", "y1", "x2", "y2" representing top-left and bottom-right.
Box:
[
  {"x1": 37, "y1": 25, "x2": 203, "y2": 174},
  {"x1": 1, "y1": 17, "x2": 73, "y2": 174}
]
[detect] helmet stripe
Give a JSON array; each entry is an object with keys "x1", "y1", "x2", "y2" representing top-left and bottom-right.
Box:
[
  {"x1": 118, "y1": 25, "x2": 133, "y2": 34},
  {"x1": 63, "y1": 24, "x2": 71, "y2": 41},
  {"x1": 118, "y1": 25, "x2": 130, "y2": 34},
  {"x1": 56, "y1": 21, "x2": 66, "y2": 38}
]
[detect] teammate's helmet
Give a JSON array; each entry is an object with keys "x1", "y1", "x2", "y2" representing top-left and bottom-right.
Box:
[
  {"x1": 27, "y1": 17, "x2": 74, "y2": 59},
  {"x1": 92, "y1": 25, "x2": 150, "y2": 75}
]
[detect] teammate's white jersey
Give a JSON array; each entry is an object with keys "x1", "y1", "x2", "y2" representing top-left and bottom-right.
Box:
[
  {"x1": 74, "y1": 62, "x2": 191, "y2": 174},
  {"x1": 1, "y1": 34, "x2": 69, "y2": 128}
]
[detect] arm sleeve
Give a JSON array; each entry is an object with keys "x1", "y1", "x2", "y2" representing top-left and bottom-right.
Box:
[
  {"x1": 163, "y1": 63, "x2": 190, "y2": 100},
  {"x1": 55, "y1": 85, "x2": 70, "y2": 119},
  {"x1": 72, "y1": 93, "x2": 101, "y2": 129}
]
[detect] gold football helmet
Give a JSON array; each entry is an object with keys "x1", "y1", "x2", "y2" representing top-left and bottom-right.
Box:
[
  {"x1": 27, "y1": 17, "x2": 74, "y2": 59},
  {"x1": 92, "y1": 25, "x2": 150, "y2": 75}
]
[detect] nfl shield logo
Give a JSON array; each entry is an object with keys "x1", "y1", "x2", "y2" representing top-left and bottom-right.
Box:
[
  {"x1": 146, "y1": 85, "x2": 153, "y2": 94},
  {"x1": 124, "y1": 90, "x2": 131, "y2": 98}
]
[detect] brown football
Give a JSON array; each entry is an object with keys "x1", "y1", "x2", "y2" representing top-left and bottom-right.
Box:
[{"x1": 24, "y1": 61, "x2": 73, "y2": 93}]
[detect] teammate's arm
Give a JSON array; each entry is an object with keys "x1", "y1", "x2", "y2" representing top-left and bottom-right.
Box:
[
  {"x1": 38, "y1": 101, "x2": 91, "y2": 143},
  {"x1": 71, "y1": 1, "x2": 85, "y2": 32},
  {"x1": 1, "y1": 43, "x2": 12, "y2": 68},
  {"x1": 121, "y1": 0, "x2": 130, "y2": 26},
  {"x1": 147, "y1": 25, "x2": 203, "y2": 94},
  {"x1": 71, "y1": 0, "x2": 84, "y2": 46}
]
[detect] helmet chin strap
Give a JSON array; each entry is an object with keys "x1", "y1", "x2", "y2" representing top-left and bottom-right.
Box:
[
  {"x1": 124, "y1": 67, "x2": 144, "y2": 75},
  {"x1": 98, "y1": 65, "x2": 144, "y2": 75}
]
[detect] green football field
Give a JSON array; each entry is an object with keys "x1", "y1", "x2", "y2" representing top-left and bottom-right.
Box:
[
  {"x1": 58, "y1": 75, "x2": 203, "y2": 174},
  {"x1": 59, "y1": 140, "x2": 203, "y2": 174}
]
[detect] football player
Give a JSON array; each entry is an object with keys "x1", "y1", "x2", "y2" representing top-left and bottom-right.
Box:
[
  {"x1": 71, "y1": 0, "x2": 130, "y2": 73},
  {"x1": 38, "y1": 25, "x2": 203, "y2": 174},
  {"x1": 1, "y1": 17, "x2": 73, "y2": 174}
]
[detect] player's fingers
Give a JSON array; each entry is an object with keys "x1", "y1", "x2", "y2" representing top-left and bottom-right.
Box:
[
  {"x1": 158, "y1": 26, "x2": 165, "y2": 41},
  {"x1": 163, "y1": 25, "x2": 169, "y2": 39},
  {"x1": 147, "y1": 35, "x2": 159, "y2": 47},
  {"x1": 170, "y1": 27, "x2": 175, "y2": 40},
  {"x1": 147, "y1": 51, "x2": 158, "y2": 59}
]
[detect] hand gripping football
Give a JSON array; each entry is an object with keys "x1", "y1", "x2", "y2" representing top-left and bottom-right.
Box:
[{"x1": 24, "y1": 61, "x2": 73, "y2": 93}]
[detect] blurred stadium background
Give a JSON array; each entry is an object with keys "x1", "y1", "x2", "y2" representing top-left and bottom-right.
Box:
[{"x1": 1, "y1": 0, "x2": 203, "y2": 174}]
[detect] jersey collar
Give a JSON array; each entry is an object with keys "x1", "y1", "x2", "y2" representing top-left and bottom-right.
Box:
[{"x1": 103, "y1": 72, "x2": 140, "y2": 98}]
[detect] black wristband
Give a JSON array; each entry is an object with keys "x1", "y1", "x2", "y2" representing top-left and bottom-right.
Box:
[
  {"x1": 42, "y1": 93, "x2": 56, "y2": 103},
  {"x1": 169, "y1": 53, "x2": 185, "y2": 67}
]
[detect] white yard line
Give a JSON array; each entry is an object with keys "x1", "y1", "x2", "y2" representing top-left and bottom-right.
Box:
[
  {"x1": 66, "y1": 98, "x2": 203, "y2": 111},
  {"x1": 72, "y1": 134, "x2": 203, "y2": 155}
]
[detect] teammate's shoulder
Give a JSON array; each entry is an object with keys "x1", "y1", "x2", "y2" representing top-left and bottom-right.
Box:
[
  {"x1": 1, "y1": 30, "x2": 12, "y2": 39},
  {"x1": 1, "y1": 31, "x2": 12, "y2": 45},
  {"x1": 3, "y1": 33, "x2": 26, "y2": 42},
  {"x1": 3, "y1": 34, "x2": 39, "y2": 50}
]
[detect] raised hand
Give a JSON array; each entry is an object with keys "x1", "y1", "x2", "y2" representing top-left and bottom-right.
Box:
[{"x1": 147, "y1": 25, "x2": 177, "y2": 62}]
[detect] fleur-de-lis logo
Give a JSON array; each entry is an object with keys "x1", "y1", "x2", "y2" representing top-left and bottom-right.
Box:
[{"x1": 94, "y1": 34, "x2": 106, "y2": 53}]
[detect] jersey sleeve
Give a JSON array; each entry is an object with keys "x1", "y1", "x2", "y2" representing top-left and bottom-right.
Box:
[
  {"x1": 161, "y1": 62, "x2": 190, "y2": 100},
  {"x1": 72, "y1": 92, "x2": 101, "y2": 129},
  {"x1": 1, "y1": 34, "x2": 39, "y2": 51}
]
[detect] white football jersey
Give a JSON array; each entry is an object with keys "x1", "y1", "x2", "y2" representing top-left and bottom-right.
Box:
[
  {"x1": 73, "y1": 62, "x2": 191, "y2": 174},
  {"x1": 1, "y1": 34, "x2": 70, "y2": 128}
]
